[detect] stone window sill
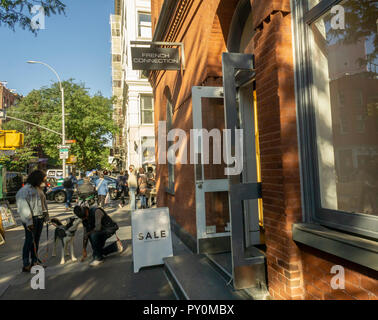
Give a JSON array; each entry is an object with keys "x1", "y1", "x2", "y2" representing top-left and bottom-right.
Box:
[{"x1": 292, "y1": 223, "x2": 378, "y2": 271}]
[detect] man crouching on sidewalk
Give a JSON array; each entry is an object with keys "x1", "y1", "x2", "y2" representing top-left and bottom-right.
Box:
[{"x1": 73, "y1": 205, "x2": 123, "y2": 266}]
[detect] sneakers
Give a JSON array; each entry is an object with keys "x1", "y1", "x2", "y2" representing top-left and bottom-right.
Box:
[{"x1": 89, "y1": 259, "x2": 104, "y2": 267}]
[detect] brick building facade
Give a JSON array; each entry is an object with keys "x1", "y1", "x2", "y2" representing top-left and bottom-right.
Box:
[
  {"x1": 0, "y1": 82, "x2": 21, "y2": 127},
  {"x1": 148, "y1": 0, "x2": 378, "y2": 300}
]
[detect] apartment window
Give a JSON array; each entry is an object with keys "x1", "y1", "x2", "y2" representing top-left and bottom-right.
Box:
[
  {"x1": 140, "y1": 95, "x2": 153, "y2": 124},
  {"x1": 356, "y1": 115, "x2": 366, "y2": 133},
  {"x1": 113, "y1": 80, "x2": 121, "y2": 88},
  {"x1": 338, "y1": 91, "x2": 345, "y2": 106},
  {"x1": 293, "y1": 0, "x2": 378, "y2": 239},
  {"x1": 112, "y1": 28, "x2": 120, "y2": 37},
  {"x1": 355, "y1": 91, "x2": 363, "y2": 108},
  {"x1": 112, "y1": 54, "x2": 121, "y2": 62},
  {"x1": 138, "y1": 12, "x2": 151, "y2": 38},
  {"x1": 339, "y1": 117, "x2": 348, "y2": 134}
]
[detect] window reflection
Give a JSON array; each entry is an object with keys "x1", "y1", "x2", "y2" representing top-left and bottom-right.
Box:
[{"x1": 310, "y1": 1, "x2": 378, "y2": 216}]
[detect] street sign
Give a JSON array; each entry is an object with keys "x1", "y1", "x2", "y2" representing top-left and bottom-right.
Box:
[
  {"x1": 65, "y1": 140, "x2": 76, "y2": 144},
  {"x1": 59, "y1": 147, "x2": 69, "y2": 159},
  {"x1": 131, "y1": 47, "x2": 180, "y2": 70},
  {"x1": 58, "y1": 145, "x2": 70, "y2": 149},
  {"x1": 131, "y1": 207, "x2": 173, "y2": 273}
]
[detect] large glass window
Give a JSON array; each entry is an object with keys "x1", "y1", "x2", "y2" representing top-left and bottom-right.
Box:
[
  {"x1": 294, "y1": 0, "x2": 378, "y2": 238},
  {"x1": 309, "y1": 0, "x2": 378, "y2": 217},
  {"x1": 138, "y1": 12, "x2": 151, "y2": 38},
  {"x1": 140, "y1": 94, "x2": 154, "y2": 124}
]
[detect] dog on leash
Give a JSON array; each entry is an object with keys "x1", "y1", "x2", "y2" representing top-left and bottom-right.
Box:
[{"x1": 50, "y1": 217, "x2": 81, "y2": 264}]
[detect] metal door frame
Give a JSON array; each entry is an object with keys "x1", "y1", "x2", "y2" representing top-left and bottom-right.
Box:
[
  {"x1": 222, "y1": 52, "x2": 265, "y2": 290},
  {"x1": 192, "y1": 86, "x2": 230, "y2": 253},
  {"x1": 238, "y1": 83, "x2": 261, "y2": 248}
]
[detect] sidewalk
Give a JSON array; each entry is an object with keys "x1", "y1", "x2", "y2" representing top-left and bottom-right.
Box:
[{"x1": 0, "y1": 202, "x2": 186, "y2": 300}]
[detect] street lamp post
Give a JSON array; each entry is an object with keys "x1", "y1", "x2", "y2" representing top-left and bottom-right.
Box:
[{"x1": 27, "y1": 61, "x2": 67, "y2": 178}]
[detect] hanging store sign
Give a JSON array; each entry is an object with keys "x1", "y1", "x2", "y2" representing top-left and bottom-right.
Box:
[{"x1": 131, "y1": 47, "x2": 181, "y2": 71}]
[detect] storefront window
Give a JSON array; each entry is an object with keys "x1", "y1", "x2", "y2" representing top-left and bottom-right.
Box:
[{"x1": 309, "y1": 1, "x2": 378, "y2": 217}]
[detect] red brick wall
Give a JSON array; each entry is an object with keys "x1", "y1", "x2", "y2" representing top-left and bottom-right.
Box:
[
  {"x1": 247, "y1": 1, "x2": 304, "y2": 298},
  {"x1": 300, "y1": 245, "x2": 377, "y2": 300}
]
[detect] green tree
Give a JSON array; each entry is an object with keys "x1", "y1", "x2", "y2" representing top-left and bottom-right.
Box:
[
  {"x1": 4, "y1": 80, "x2": 118, "y2": 171},
  {"x1": 0, "y1": 147, "x2": 35, "y2": 172},
  {"x1": 0, "y1": 0, "x2": 65, "y2": 34}
]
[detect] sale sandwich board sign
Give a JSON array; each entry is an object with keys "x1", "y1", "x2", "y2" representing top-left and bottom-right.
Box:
[
  {"x1": 131, "y1": 207, "x2": 173, "y2": 273},
  {"x1": 131, "y1": 47, "x2": 180, "y2": 71}
]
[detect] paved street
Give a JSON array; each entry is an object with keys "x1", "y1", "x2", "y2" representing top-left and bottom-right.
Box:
[{"x1": 0, "y1": 199, "x2": 186, "y2": 300}]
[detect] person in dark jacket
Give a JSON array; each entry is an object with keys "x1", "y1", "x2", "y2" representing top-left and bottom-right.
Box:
[
  {"x1": 63, "y1": 172, "x2": 77, "y2": 211},
  {"x1": 73, "y1": 205, "x2": 123, "y2": 266},
  {"x1": 117, "y1": 171, "x2": 128, "y2": 208}
]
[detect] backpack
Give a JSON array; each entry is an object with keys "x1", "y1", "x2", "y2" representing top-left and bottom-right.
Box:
[
  {"x1": 63, "y1": 177, "x2": 73, "y2": 189},
  {"x1": 90, "y1": 207, "x2": 119, "y2": 235}
]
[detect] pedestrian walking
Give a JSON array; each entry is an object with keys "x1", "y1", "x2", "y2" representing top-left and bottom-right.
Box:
[
  {"x1": 138, "y1": 168, "x2": 148, "y2": 209},
  {"x1": 73, "y1": 205, "x2": 123, "y2": 266},
  {"x1": 117, "y1": 170, "x2": 128, "y2": 208},
  {"x1": 63, "y1": 172, "x2": 77, "y2": 211},
  {"x1": 96, "y1": 173, "x2": 109, "y2": 208},
  {"x1": 16, "y1": 170, "x2": 47, "y2": 272},
  {"x1": 128, "y1": 165, "x2": 138, "y2": 210}
]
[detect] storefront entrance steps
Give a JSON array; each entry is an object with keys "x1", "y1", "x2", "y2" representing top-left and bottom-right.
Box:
[
  {"x1": 164, "y1": 254, "x2": 251, "y2": 300},
  {"x1": 206, "y1": 251, "x2": 271, "y2": 300}
]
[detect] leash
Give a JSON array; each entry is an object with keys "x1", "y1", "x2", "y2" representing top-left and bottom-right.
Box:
[{"x1": 29, "y1": 224, "x2": 46, "y2": 265}]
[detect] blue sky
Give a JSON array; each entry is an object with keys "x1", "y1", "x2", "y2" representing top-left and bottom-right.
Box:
[{"x1": 0, "y1": 0, "x2": 114, "y2": 98}]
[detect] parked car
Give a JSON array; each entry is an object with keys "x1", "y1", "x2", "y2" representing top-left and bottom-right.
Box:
[
  {"x1": 46, "y1": 177, "x2": 119, "y2": 203},
  {"x1": 46, "y1": 179, "x2": 81, "y2": 203}
]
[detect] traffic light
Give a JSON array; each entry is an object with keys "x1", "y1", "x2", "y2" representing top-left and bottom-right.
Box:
[{"x1": 0, "y1": 130, "x2": 24, "y2": 149}]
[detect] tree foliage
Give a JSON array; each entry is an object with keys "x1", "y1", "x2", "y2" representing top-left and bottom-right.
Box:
[
  {"x1": 4, "y1": 80, "x2": 118, "y2": 171},
  {"x1": 0, "y1": 0, "x2": 65, "y2": 34},
  {"x1": 0, "y1": 147, "x2": 35, "y2": 172}
]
